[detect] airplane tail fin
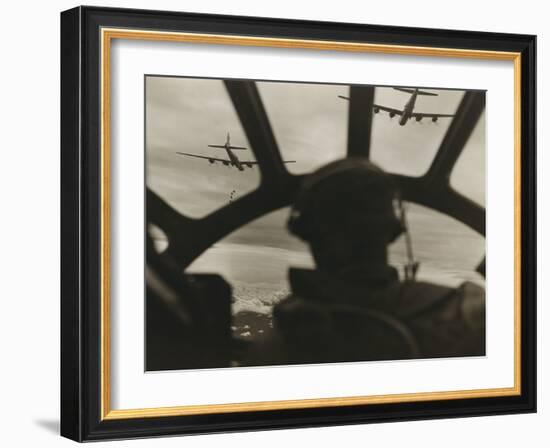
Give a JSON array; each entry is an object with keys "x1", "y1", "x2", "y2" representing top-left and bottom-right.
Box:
[{"x1": 393, "y1": 87, "x2": 438, "y2": 96}]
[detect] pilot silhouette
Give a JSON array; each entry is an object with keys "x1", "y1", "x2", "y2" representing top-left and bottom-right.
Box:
[{"x1": 250, "y1": 158, "x2": 485, "y2": 365}]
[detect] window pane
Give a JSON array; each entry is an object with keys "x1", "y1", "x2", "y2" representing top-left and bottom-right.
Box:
[
  {"x1": 389, "y1": 203, "x2": 485, "y2": 287},
  {"x1": 145, "y1": 76, "x2": 260, "y2": 218},
  {"x1": 450, "y1": 112, "x2": 486, "y2": 206},
  {"x1": 258, "y1": 81, "x2": 347, "y2": 174},
  {"x1": 370, "y1": 87, "x2": 464, "y2": 176}
]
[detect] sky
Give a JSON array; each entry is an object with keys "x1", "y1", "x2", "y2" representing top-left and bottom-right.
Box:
[{"x1": 145, "y1": 76, "x2": 486, "y2": 290}]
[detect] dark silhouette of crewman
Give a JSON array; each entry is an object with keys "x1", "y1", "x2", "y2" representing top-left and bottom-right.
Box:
[{"x1": 251, "y1": 158, "x2": 485, "y2": 365}]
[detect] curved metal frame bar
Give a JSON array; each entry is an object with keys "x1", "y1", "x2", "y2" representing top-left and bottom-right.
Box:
[{"x1": 147, "y1": 80, "x2": 486, "y2": 272}]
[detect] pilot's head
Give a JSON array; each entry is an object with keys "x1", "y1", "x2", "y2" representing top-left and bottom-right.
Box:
[{"x1": 287, "y1": 158, "x2": 403, "y2": 272}]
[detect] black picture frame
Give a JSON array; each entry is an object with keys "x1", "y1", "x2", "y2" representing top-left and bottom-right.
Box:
[{"x1": 61, "y1": 5, "x2": 536, "y2": 442}]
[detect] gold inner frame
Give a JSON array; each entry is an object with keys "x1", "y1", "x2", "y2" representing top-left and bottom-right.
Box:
[{"x1": 100, "y1": 27, "x2": 522, "y2": 421}]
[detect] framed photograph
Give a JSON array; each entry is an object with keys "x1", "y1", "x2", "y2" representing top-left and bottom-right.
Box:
[{"x1": 60, "y1": 6, "x2": 536, "y2": 441}]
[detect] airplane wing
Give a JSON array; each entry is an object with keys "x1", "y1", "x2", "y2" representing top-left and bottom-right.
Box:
[
  {"x1": 411, "y1": 112, "x2": 455, "y2": 118},
  {"x1": 176, "y1": 152, "x2": 232, "y2": 163},
  {"x1": 342, "y1": 95, "x2": 404, "y2": 116},
  {"x1": 237, "y1": 160, "x2": 296, "y2": 167},
  {"x1": 394, "y1": 87, "x2": 438, "y2": 96},
  {"x1": 177, "y1": 152, "x2": 296, "y2": 168},
  {"x1": 373, "y1": 104, "x2": 404, "y2": 116},
  {"x1": 208, "y1": 144, "x2": 248, "y2": 150}
]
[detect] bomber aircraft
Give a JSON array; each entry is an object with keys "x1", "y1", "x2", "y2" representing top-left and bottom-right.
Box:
[
  {"x1": 338, "y1": 87, "x2": 455, "y2": 126},
  {"x1": 176, "y1": 132, "x2": 295, "y2": 171}
]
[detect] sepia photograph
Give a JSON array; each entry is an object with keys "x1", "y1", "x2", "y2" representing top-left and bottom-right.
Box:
[
  {"x1": 59, "y1": 6, "x2": 537, "y2": 441},
  {"x1": 144, "y1": 75, "x2": 486, "y2": 371}
]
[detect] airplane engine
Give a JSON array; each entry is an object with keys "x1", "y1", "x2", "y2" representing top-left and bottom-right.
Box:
[
  {"x1": 209, "y1": 159, "x2": 215, "y2": 164},
  {"x1": 223, "y1": 161, "x2": 229, "y2": 166},
  {"x1": 389, "y1": 112, "x2": 396, "y2": 118},
  {"x1": 373, "y1": 107, "x2": 380, "y2": 113},
  {"x1": 245, "y1": 163, "x2": 252, "y2": 168},
  {"x1": 416, "y1": 115, "x2": 423, "y2": 122},
  {"x1": 432, "y1": 116, "x2": 438, "y2": 123}
]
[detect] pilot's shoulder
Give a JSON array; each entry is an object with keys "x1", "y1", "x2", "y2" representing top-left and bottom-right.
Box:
[
  {"x1": 401, "y1": 279, "x2": 484, "y2": 302},
  {"x1": 399, "y1": 280, "x2": 485, "y2": 326},
  {"x1": 274, "y1": 291, "x2": 320, "y2": 316},
  {"x1": 457, "y1": 280, "x2": 485, "y2": 300},
  {"x1": 457, "y1": 281, "x2": 485, "y2": 328},
  {"x1": 402, "y1": 280, "x2": 454, "y2": 297},
  {"x1": 396, "y1": 280, "x2": 457, "y2": 317}
]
